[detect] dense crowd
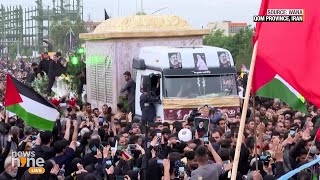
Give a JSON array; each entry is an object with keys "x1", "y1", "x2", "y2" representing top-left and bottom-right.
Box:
[{"x1": 0, "y1": 56, "x2": 319, "y2": 180}]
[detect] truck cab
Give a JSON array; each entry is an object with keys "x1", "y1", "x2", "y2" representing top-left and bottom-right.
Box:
[{"x1": 133, "y1": 46, "x2": 240, "y2": 122}]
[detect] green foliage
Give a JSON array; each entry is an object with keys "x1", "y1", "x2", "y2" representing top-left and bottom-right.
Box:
[
  {"x1": 50, "y1": 17, "x2": 87, "y2": 54},
  {"x1": 203, "y1": 27, "x2": 254, "y2": 70},
  {"x1": 31, "y1": 74, "x2": 49, "y2": 96},
  {"x1": 25, "y1": 48, "x2": 33, "y2": 56},
  {"x1": 8, "y1": 44, "x2": 17, "y2": 60},
  {"x1": 20, "y1": 47, "x2": 33, "y2": 57},
  {"x1": 118, "y1": 96, "x2": 130, "y2": 113}
]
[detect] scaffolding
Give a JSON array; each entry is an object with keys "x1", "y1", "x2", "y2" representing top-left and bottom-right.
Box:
[{"x1": 0, "y1": 0, "x2": 83, "y2": 60}]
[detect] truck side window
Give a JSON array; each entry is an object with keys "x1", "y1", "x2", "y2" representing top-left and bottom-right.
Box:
[{"x1": 150, "y1": 75, "x2": 160, "y2": 96}]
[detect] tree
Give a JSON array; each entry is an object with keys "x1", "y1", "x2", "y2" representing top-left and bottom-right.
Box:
[
  {"x1": 8, "y1": 43, "x2": 17, "y2": 60},
  {"x1": 204, "y1": 27, "x2": 253, "y2": 70},
  {"x1": 50, "y1": 17, "x2": 87, "y2": 54}
]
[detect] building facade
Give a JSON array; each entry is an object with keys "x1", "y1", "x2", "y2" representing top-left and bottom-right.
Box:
[
  {"x1": 84, "y1": 21, "x2": 102, "y2": 33},
  {"x1": 207, "y1": 21, "x2": 248, "y2": 36}
]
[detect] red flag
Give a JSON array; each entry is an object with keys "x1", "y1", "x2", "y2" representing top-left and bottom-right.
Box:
[
  {"x1": 252, "y1": 0, "x2": 320, "y2": 108},
  {"x1": 252, "y1": 0, "x2": 269, "y2": 45},
  {"x1": 316, "y1": 128, "x2": 320, "y2": 141},
  {"x1": 4, "y1": 74, "x2": 23, "y2": 106}
]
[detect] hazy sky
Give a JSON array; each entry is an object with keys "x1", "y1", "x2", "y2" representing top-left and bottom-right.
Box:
[{"x1": 1, "y1": 0, "x2": 261, "y2": 28}]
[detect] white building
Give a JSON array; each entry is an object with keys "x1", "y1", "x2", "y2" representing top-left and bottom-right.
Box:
[{"x1": 207, "y1": 21, "x2": 248, "y2": 36}]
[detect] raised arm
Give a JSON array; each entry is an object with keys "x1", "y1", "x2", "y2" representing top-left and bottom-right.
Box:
[
  {"x1": 207, "y1": 141, "x2": 222, "y2": 164},
  {"x1": 69, "y1": 120, "x2": 78, "y2": 151},
  {"x1": 64, "y1": 118, "x2": 71, "y2": 141},
  {"x1": 257, "y1": 123, "x2": 265, "y2": 155},
  {"x1": 120, "y1": 81, "x2": 130, "y2": 93}
]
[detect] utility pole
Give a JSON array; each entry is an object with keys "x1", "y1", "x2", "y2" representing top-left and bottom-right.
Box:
[
  {"x1": 48, "y1": 5, "x2": 50, "y2": 40},
  {"x1": 135, "y1": 0, "x2": 138, "y2": 14},
  {"x1": 118, "y1": 0, "x2": 120, "y2": 16},
  {"x1": 140, "y1": 0, "x2": 143, "y2": 12}
]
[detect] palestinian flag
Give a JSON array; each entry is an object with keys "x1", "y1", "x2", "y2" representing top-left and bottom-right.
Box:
[
  {"x1": 251, "y1": 0, "x2": 314, "y2": 113},
  {"x1": 253, "y1": 60, "x2": 306, "y2": 113},
  {"x1": 4, "y1": 74, "x2": 59, "y2": 131}
]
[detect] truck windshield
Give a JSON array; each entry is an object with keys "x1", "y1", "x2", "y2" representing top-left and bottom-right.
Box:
[{"x1": 163, "y1": 74, "x2": 238, "y2": 98}]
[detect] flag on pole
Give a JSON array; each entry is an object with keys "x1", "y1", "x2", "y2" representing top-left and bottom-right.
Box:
[
  {"x1": 4, "y1": 74, "x2": 59, "y2": 131},
  {"x1": 118, "y1": 146, "x2": 132, "y2": 160},
  {"x1": 251, "y1": 0, "x2": 320, "y2": 112},
  {"x1": 104, "y1": 9, "x2": 110, "y2": 20}
]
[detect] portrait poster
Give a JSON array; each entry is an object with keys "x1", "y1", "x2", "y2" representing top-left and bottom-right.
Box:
[
  {"x1": 193, "y1": 53, "x2": 208, "y2": 71},
  {"x1": 194, "y1": 117, "x2": 210, "y2": 138},
  {"x1": 218, "y1": 51, "x2": 231, "y2": 67},
  {"x1": 168, "y1": 52, "x2": 182, "y2": 69}
]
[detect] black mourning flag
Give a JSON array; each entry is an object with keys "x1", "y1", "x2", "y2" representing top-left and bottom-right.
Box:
[{"x1": 104, "y1": 9, "x2": 110, "y2": 20}]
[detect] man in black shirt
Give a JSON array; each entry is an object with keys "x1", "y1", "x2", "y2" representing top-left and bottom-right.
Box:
[
  {"x1": 32, "y1": 131, "x2": 55, "y2": 160},
  {"x1": 140, "y1": 91, "x2": 156, "y2": 123},
  {"x1": 121, "y1": 71, "x2": 136, "y2": 116},
  {"x1": 25, "y1": 62, "x2": 39, "y2": 87},
  {"x1": 38, "y1": 52, "x2": 51, "y2": 75},
  {"x1": 47, "y1": 54, "x2": 63, "y2": 95},
  {"x1": 76, "y1": 70, "x2": 86, "y2": 101}
]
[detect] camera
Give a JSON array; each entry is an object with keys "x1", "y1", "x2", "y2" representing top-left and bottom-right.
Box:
[
  {"x1": 179, "y1": 167, "x2": 185, "y2": 178},
  {"x1": 156, "y1": 133, "x2": 162, "y2": 146},
  {"x1": 156, "y1": 159, "x2": 163, "y2": 165},
  {"x1": 203, "y1": 136, "x2": 209, "y2": 145},
  {"x1": 128, "y1": 144, "x2": 136, "y2": 150},
  {"x1": 106, "y1": 159, "x2": 112, "y2": 166},
  {"x1": 260, "y1": 152, "x2": 271, "y2": 166}
]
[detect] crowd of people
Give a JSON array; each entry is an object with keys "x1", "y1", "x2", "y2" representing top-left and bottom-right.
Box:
[{"x1": 0, "y1": 57, "x2": 319, "y2": 180}]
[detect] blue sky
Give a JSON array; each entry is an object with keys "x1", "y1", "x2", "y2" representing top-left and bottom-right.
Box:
[{"x1": 2, "y1": 0, "x2": 261, "y2": 28}]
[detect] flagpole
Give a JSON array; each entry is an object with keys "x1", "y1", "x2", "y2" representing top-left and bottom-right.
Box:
[
  {"x1": 252, "y1": 96, "x2": 259, "y2": 171},
  {"x1": 231, "y1": 41, "x2": 259, "y2": 180}
]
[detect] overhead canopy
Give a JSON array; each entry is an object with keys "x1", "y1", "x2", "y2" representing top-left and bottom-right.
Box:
[{"x1": 79, "y1": 15, "x2": 210, "y2": 40}]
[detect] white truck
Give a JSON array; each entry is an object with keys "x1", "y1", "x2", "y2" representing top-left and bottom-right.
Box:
[{"x1": 133, "y1": 46, "x2": 240, "y2": 122}]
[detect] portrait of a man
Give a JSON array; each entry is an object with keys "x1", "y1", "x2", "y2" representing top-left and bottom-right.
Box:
[
  {"x1": 194, "y1": 117, "x2": 209, "y2": 138},
  {"x1": 168, "y1": 52, "x2": 182, "y2": 69},
  {"x1": 218, "y1": 52, "x2": 231, "y2": 67}
]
